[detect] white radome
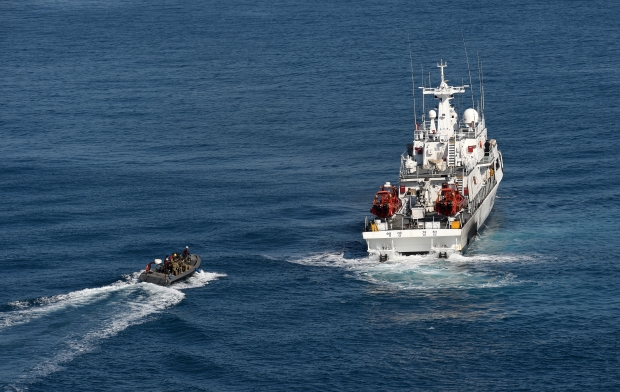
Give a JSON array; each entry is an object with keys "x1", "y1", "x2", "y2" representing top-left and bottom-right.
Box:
[{"x1": 463, "y1": 108, "x2": 479, "y2": 126}]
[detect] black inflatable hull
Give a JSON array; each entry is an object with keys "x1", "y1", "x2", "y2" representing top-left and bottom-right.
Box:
[{"x1": 139, "y1": 254, "x2": 202, "y2": 286}]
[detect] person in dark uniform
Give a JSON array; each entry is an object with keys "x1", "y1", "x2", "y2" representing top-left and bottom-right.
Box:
[
  {"x1": 183, "y1": 246, "x2": 189, "y2": 260},
  {"x1": 164, "y1": 256, "x2": 170, "y2": 274}
]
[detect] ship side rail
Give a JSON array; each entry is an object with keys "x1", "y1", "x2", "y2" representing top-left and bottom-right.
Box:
[
  {"x1": 479, "y1": 149, "x2": 496, "y2": 165},
  {"x1": 467, "y1": 167, "x2": 498, "y2": 213}
]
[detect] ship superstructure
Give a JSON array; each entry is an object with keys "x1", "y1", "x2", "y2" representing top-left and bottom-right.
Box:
[{"x1": 363, "y1": 61, "x2": 503, "y2": 259}]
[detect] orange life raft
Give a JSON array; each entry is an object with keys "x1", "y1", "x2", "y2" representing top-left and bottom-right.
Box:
[
  {"x1": 435, "y1": 183, "x2": 466, "y2": 216},
  {"x1": 370, "y1": 184, "x2": 402, "y2": 219}
]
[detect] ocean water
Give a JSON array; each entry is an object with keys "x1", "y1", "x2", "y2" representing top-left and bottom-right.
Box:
[{"x1": 2, "y1": 0, "x2": 620, "y2": 390}]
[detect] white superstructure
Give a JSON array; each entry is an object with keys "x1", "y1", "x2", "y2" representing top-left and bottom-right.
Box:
[{"x1": 363, "y1": 61, "x2": 504, "y2": 259}]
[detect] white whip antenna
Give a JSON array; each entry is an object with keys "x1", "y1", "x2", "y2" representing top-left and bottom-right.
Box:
[
  {"x1": 477, "y1": 52, "x2": 484, "y2": 117},
  {"x1": 421, "y1": 65, "x2": 425, "y2": 121},
  {"x1": 461, "y1": 30, "x2": 475, "y2": 109},
  {"x1": 408, "y1": 34, "x2": 417, "y2": 131},
  {"x1": 480, "y1": 58, "x2": 485, "y2": 116},
  {"x1": 477, "y1": 52, "x2": 482, "y2": 102}
]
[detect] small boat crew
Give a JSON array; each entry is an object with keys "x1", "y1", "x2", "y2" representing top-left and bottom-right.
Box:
[{"x1": 139, "y1": 247, "x2": 202, "y2": 286}]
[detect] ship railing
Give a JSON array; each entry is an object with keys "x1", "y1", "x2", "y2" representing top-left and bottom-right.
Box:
[
  {"x1": 366, "y1": 213, "x2": 468, "y2": 231},
  {"x1": 387, "y1": 215, "x2": 454, "y2": 231},
  {"x1": 414, "y1": 128, "x2": 488, "y2": 146},
  {"x1": 479, "y1": 149, "x2": 496, "y2": 165},
  {"x1": 455, "y1": 129, "x2": 477, "y2": 140}
]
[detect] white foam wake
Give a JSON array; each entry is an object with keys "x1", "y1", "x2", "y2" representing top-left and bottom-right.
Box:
[
  {"x1": 172, "y1": 270, "x2": 227, "y2": 290},
  {"x1": 288, "y1": 252, "x2": 531, "y2": 290},
  {"x1": 12, "y1": 283, "x2": 184, "y2": 386},
  {"x1": 0, "y1": 272, "x2": 142, "y2": 332},
  {"x1": 1, "y1": 270, "x2": 225, "y2": 389}
]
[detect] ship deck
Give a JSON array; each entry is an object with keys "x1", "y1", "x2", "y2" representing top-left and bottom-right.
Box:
[
  {"x1": 399, "y1": 150, "x2": 498, "y2": 181},
  {"x1": 366, "y1": 212, "x2": 473, "y2": 231}
]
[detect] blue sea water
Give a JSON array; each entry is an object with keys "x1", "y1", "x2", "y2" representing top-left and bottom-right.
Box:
[{"x1": 2, "y1": 0, "x2": 620, "y2": 390}]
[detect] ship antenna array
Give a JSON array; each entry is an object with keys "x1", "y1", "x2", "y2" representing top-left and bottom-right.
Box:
[
  {"x1": 421, "y1": 65, "x2": 425, "y2": 121},
  {"x1": 407, "y1": 34, "x2": 417, "y2": 132},
  {"x1": 480, "y1": 57, "x2": 485, "y2": 116},
  {"x1": 461, "y1": 30, "x2": 475, "y2": 109},
  {"x1": 477, "y1": 52, "x2": 485, "y2": 117}
]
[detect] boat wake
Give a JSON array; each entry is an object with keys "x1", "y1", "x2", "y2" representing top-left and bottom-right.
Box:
[
  {"x1": 289, "y1": 252, "x2": 532, "y2": 291},
  {"x1": 0, "y1": 270, "x2": 225, "y2": 390}
]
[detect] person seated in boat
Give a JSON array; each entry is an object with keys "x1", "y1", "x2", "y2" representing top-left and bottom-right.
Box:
[{"x1": 183, "y1": 246, "x2": 189, "y2": 259}]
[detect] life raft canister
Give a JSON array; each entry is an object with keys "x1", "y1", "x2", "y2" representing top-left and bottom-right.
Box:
[
  {"x1": 370, "y1": 185, "x2": 402, "y2": 219},
  {"x1": 434, "y1": 182, "x2": 466, "y2": 216}
]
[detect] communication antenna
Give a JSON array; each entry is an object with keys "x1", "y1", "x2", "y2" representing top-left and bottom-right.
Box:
[
  {"x1": 477, "y1": 52, "x2": 482, "y2": 102},
  {"x1": 408, "y1": 34, "x2": 417, "y2": 131},
  {"x1": 461, "y1": 30, "x2": 475, "y2": 109},
  {"x1": 480, "y1": 58, "x2": 485, "y2": 116},
  {"x1": 421, "y1": 65, "x2": 425, "y2": 121},
  {"x1": 460, "y1": 77, "x2": 465, "y2": 116},
  {"x1": 477, "y1": 52, "x2": 485, "y2": 117}
]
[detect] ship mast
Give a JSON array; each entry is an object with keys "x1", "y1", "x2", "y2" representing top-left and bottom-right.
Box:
[{"x1": 420, "y1": 61, "x2": 468, "y2": 140}]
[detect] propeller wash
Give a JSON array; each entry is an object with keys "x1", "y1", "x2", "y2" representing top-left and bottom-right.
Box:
[{"x1": 363, "y1": 61, "x2": 504, "y2": 259}]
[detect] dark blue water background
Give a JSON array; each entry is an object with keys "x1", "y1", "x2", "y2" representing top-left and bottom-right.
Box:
[{"x1": 2, "y1": 0, "x2": 620, "y2": 390}]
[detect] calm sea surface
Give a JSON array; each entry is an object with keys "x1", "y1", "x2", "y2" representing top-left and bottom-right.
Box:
[{"x1": 2, "y1": 0, "x2": 620, "y2": 390}]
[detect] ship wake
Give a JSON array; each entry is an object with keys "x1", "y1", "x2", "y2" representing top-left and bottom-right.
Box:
[
  {"x1": 0, "y1": 270, "x2": 225, "y2": 390},
  {"x1": 289, "y1": 252, "x2": 531, "y2": 291}
]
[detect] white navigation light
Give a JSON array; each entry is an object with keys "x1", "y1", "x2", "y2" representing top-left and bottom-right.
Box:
[
  {"x1": 463, "y1": 108, "x2": 479, "y2": 127},
  {"x1": 429, "y1": 110, "x2": 437, "y2": 119}
]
